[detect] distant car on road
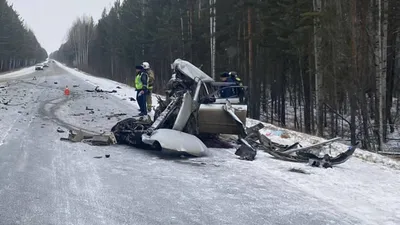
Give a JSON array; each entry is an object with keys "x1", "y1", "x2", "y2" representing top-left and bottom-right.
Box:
[
  {"x1": 43, "y1": 62, "x2": 49, "y2": 67},
  {"x1": 35, "y1": 63, "x2": 44, "y2": 70}
]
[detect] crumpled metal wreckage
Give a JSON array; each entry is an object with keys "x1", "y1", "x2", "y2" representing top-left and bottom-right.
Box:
[
  {"x1": 62, "y1": 59, "x2": 357, "y2": 166},
  {"x1": 111, "y1": 58, "x2": 255, "y2": 159}
]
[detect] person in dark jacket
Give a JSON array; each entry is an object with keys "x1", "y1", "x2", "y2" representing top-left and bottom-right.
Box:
[
  {"x1": 219, "y1": 72, "x2": 236, "y2": 98},
  {"x1": 135, "y1": 64, "x2": 149, "y2": 116},
  {"x1": 229, "y1": 71, "x2": 245, "y2": 103}
]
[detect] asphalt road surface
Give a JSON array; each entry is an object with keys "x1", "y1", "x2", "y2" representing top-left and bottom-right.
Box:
[{"x1": 0, "y1": 64, "x2": 363, "y2": 225}]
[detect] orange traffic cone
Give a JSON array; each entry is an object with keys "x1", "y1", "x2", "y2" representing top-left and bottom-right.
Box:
[{"x1": 64, "y1": 86, "x2": 70, "y2": 96}]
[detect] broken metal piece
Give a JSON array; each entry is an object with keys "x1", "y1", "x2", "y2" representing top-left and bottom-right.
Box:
[
  {"x1": 235, "y1": 138, "x2": 257, "y2": 161},
  {"x1": 57, "y1": 127, "x2": 65, "y2": 133},
  {"x1": 106, "y1": 113, "x2": 127, "y2": 119},
  {"x1": 288, "y1": 168, "x2": 310, "y2": 174},
  {"x1": 142, "y1": 129, "x2": 207, "y2": 157},
  {"x1": 282, "y1": 137, "x2": 341, "y2": 154}
]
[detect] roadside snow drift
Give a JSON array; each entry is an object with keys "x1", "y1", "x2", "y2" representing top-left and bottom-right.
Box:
[
  {"x1": 0, "y1": 66, "x2": 37, "y2": 80},
  {"x1": 55, "y1": 62, "x2": 400, "y2": 225}
]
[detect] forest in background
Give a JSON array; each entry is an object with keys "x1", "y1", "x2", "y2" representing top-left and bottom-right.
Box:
[
  {"x1": 0, "y1": 0, "x2": 47, "y2": 72},
  {"x1": 50, "y1": 0, "x2": 400, "y2": 152}
]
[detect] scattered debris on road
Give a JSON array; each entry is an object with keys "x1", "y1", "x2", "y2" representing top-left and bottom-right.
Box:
[
  {"x1": 72, "y1": 113, "x2": 85, "y2": 116},
  {"x1": 129, "y1": 97, "x2": 136, "y2": 101},
  {"x1": 106, "y1": 113, "x2": 127, "y2": 120},
  {"x1": 60, "y1": 129, "x2": 117, "y2": 146},
  {"x1": 105, "y1": 154, "x2": 110, "y2": 158},
  {"x1": 85, "y1": 86, "x2": 117, "y2": 93},
  {"x1": 1, "y1": 99, "x2": 10, "y2": 105},
  {"x1": 288, "y1": 168, "x2": 309, "y2": 174},
  {"x1": 73, "y1": 84, "x2": 79, "y2": 87},
  {"x1": 93, "y1": 156, "x2": 102, "y2": 159},
  {"x1": 85, "y1": 106, "x2": 93, "y2": 110},
  {"x1": 57, "y1": 127, "x2": 65, "y2": 133}
]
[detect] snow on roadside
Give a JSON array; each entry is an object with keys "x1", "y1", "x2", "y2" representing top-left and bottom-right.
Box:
[
  {"x1": 0, "y1": 66, "x2": 37, "y2": 80},
  {"x1": 246, "y1": 118, "x2": 400, "y2": 170},
  {"x1": 56, "y1": 62, "x2": 400, "y2": 224},
  {"x1": 56, "y1": 62, "x2": 162, "y2": 118}
]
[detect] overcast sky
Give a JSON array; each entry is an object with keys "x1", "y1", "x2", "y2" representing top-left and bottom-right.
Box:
[{"x1": 7, "y1": 0, "x2": 117, "y2": 54}]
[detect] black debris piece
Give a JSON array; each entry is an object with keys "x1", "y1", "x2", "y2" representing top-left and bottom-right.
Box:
[
  {"x1": 106, "y1": 113, "x2": 127, "y2": 120},
  {"x1": 85, "y1": 86, "x2": 117, "y2": 93},
  {"x1": 93, "y1": 156, "x2": 103, "y2": 159},
  {"x1": 105, "y1": 154, "x2": 110, "y2": 158},
  {"x1": 57, "y1": 127, "x2": 65, "y2": 133},
  {"x1": 288, "y1": 168, "x2": 310, "y2": 174}
]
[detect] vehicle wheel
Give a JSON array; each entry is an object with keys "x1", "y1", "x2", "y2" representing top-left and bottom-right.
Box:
[{"x1": 151, "y1": 141, "x2": 162, "y2": 151}]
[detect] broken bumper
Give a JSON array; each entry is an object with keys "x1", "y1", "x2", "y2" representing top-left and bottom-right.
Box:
[{"x1": 141, "y1": 129, "x2": 208, "y2": 157}]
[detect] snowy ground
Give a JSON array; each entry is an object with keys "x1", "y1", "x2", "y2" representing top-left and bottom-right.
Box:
[
  {"x1": 0, "y1": 62, "x2": 398, "y2": 224},
  {"x1": 0, "y1": 65, "x2": 38, "y2": 81},
  {"x1": 55, "y1": 62, "x2": 400, "y2": 225}
]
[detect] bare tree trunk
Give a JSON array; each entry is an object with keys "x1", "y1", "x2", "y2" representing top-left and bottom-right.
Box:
[
  {"x1": 209, "y1": 0, "x2": 216, "y2": 79},
  {"x1": 375, "y1": 0, "x2": 383, "y2": 152},
  {"x1": 381, "y1": 0, "x2": 388, "y2": 141},
  {"x1": 313, "y1": 0, "x2": 323, "y2": 137}
]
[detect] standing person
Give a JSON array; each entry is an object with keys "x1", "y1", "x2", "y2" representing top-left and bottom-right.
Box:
[
  {"x1": 135, "y1": 63, "x2": 149, "y2": 116},
  {"x1": 229, "y1": 71, "x2": 244, "y2": 103},
  {"x1": 134, "y1": 65, "x2": 142, "y2": 109},
  {"x1": 142, "y1": 62, "x2": 155, "y2": 112},
  {"x1": 219, "y1": 72, "x2": 235, "y2": 98}
]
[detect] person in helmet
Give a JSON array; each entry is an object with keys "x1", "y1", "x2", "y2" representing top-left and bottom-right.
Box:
[
  {"x1": 229, "y1": 71, "x2": 243, "y2": 86},
  {"x1": 135, "y1": 63, "x2": 149, "y2": 116},
  {"x1": 142, "y1": 62, "x2": 155, "y2": 112},
  {"x1": 219, "y1": 72, "x2": 236, "y2": 98},
  {"x1": 229, "y1": 71, "x2": 244, "y2": 102}
]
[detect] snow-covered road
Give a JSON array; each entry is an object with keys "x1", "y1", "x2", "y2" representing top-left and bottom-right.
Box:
[{"x1": 0, "y1": 63, "x2": 397, "y2": 225}]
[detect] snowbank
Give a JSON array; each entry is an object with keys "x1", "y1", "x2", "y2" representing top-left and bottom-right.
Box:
[
  {"x1": 56, "y1": 62, "x2": 400, "y2": 224},
  {"x1": 246, "y1": 118, "x2": 400, "y2": 170},
  {"x1": 56, "y1": 62, "x2": 162, "y2": 118},
  {"x1": 0, "y1": 66, "x2": 36, "y2": 80}
]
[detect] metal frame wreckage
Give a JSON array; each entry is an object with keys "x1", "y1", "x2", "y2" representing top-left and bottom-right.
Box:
[{"x1": 63, "y1": 59, "x2": 358, "y2": 168}]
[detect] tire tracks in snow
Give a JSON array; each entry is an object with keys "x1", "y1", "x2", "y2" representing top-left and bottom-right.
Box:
[{"x1": 37, "y1": 93, "x2": 101, "y2": 135}]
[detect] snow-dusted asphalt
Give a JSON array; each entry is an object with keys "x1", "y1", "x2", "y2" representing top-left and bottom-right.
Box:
[{"x1": 0, "y1": 64, "x2": 363, "y2": 225}]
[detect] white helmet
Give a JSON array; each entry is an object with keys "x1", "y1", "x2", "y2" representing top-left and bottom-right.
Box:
[{"x1": 141, "y1": 62, "x2": 150, "y2": 69}]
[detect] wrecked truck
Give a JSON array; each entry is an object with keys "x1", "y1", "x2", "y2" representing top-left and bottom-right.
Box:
[{"x1": 111, "y1": 59, "x2": 255, "y2": 159}]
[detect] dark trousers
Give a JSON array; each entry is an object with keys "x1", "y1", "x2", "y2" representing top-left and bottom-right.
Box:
[{"x1": 137, "y1": 90, "x2": 147, "y2": 115}]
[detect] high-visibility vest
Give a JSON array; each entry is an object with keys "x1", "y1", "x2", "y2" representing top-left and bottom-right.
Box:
[
  {"x1": 135, "y1": 72, "x2": 149, "y2": 90},
  {"x1": 134, "y1": 73, "x2": 141, "y2": 89},
  {"x1": 234, "y1": 77, "x2": 243, "y2": 86},
  {"x1": 135, "y1": 73, "x2": 143, "y2": 90}
]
